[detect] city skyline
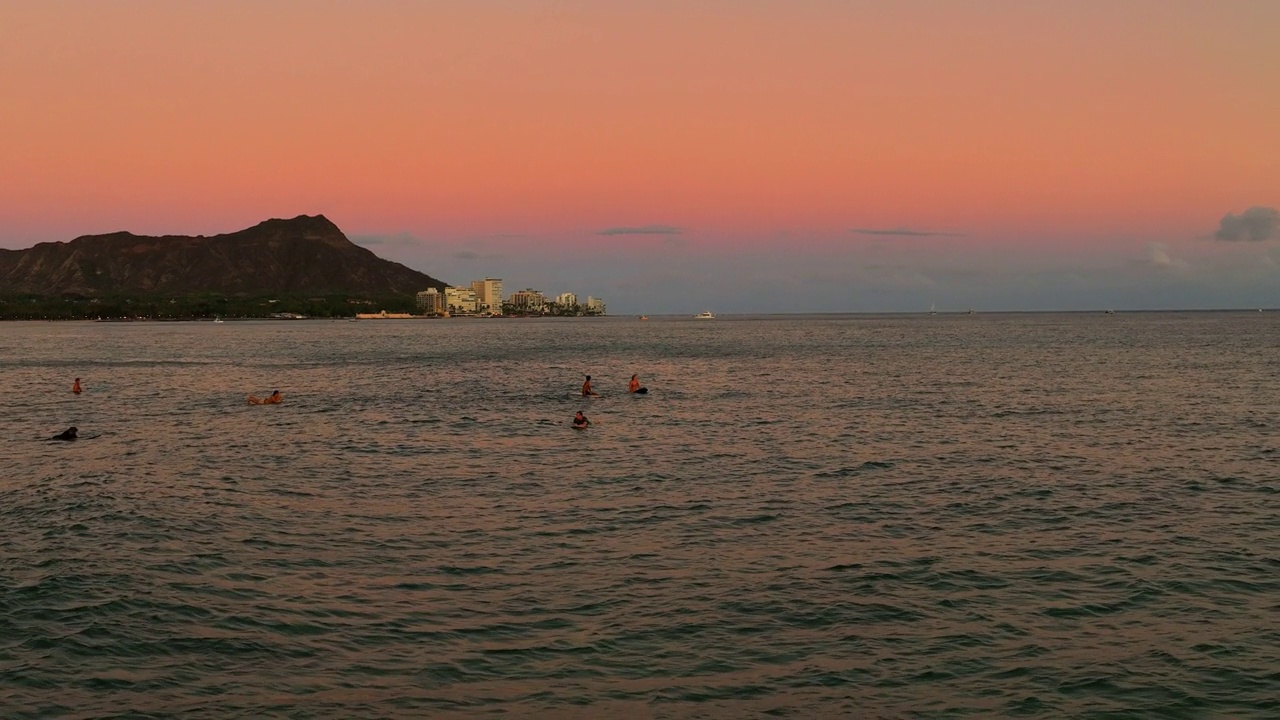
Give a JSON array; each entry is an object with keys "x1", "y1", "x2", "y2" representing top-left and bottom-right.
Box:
[
  {"x1": 2, "y1": 2, "x2": 1277, "y2": 313},
  {"x1": 425, "y1": 280, "x2": 605, "y2": 316}
]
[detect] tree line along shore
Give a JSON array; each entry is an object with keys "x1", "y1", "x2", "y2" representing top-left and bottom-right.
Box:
[{"x1": 0, "y1": 293, "x2": 415, "y2": 321}]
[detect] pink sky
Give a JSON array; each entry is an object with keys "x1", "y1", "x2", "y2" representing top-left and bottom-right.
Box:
[{"x1": 2, "y1": 1, "x2": 1278, "y2": 311}]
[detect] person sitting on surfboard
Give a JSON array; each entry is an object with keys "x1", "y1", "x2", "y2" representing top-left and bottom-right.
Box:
[
  {"x1": 51, "y1": 426, "x2": 78, "y2": 441},
  {"x1": 572, "y1": 411, "x2": 591, "y2": 429},
  {"x1": 581, "y1": 375, "x2": 598, "y2": 397},
  {"x1": 628, "y1": 374, "x2": 647, "y2": 394},
  {"x1": 72, "y1": 378, "x2": 82, "y2": 394},
  {"x1": 248, "y1": 390, "x2": 283, "y2": 405}
]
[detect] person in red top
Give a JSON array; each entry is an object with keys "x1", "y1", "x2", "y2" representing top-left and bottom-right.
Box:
[{"x1": 72, "y1": 378, "x2": 82, "y2": 394}]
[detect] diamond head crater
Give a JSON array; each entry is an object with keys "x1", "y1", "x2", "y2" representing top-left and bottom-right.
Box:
[{"x1": 0, "y1": 215, "x2": 447, "y2": 320}]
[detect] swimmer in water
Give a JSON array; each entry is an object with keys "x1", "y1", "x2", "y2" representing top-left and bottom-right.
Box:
[
  {"x1": 248, "y1": 390, "x2": 283, "y2": 405},
  {"x1": 51, "y1": 426, "x2": 78, "y2": 441},
  {"x1": 572, "y1": 411, "x2": 590, "y2": 429},
  {"x1": 72, "y1": 378, "x2": 82, "y2": 394},
  {"x1": 581, "y1": 375, "x2": 598, "y2": 397}
]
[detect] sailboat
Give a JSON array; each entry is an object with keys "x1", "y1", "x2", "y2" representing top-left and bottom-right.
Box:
[{"x1": 928, "y1": 302, "x2": 937, "y2": 315}]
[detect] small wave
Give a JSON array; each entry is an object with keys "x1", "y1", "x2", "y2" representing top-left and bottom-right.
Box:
[{"x1": 814, "y1": 461, "x2": 894, "y2": 477}]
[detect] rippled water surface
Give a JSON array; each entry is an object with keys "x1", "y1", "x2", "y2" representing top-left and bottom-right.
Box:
[{"x1": 2, "y1": 313, "x2": 1277, "y2": 718}]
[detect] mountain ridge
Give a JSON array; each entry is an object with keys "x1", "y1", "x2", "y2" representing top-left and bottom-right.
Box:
[{"x1": 0, "y1": 215, "x2": 446, "y2": 297}]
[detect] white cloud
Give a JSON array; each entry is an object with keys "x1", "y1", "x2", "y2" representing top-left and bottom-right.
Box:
[{"x1": 1144, "y1": 242, "x2": 1188, "y2": 271}]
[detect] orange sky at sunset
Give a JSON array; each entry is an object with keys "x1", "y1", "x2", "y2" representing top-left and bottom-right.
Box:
[{"x1": 2, "y1": 1, "x2": 1278, "y2": 312}]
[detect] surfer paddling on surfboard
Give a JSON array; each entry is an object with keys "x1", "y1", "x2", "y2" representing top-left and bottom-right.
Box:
[
  {"x1": 248, "y1": 390, "x2": 283, "y2": 405},
  {"x1": 51, "y1": 427, "x2": 78, "y2": 441}
]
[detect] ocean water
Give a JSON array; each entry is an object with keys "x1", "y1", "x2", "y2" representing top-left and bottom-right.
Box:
[{"x1": 2, "y1": 312, "x2": 1277, "y2": 718}]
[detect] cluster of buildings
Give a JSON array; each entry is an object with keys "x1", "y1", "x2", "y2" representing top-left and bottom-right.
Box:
[{"x1": 415, "y1": 278, "x2": 606, "y2": 317}]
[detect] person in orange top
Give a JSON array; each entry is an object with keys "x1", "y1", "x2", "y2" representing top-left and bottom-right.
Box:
[
  {"x1": 628, "y1": 374, "x2": 648, "y2": 394},
  {"x1": 72, "y1": 378, "x2": 82, "y2": 394}
]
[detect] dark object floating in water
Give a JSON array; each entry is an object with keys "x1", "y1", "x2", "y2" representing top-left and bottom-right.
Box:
[{"x1": 50, "y1": 426, "x2": 78, "y2": 441}]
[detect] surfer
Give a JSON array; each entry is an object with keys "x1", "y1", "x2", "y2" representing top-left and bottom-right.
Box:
[
  {"x1": 628, "y1": 374, "x2": 647, "y2": 394},
  {"x1": 51, "y1": 426, "x2": 78, "y2": 441},
  {"x1": 572, "y1": 411, "x2": 591, "y2": 429},
  {"x1": 248, "y1": 390, "x2": 283, "y2": 405},
  {"x1": 72, "y1": 378, "x2": 82, "y2": 394},
  {"x1": 581, "y1": 375, "x2": 598, "y2": 397}
]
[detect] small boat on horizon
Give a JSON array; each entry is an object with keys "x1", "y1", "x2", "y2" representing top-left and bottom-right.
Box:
[{"x1": 694, "y1": 310, "x2": 716, "y2": 319}]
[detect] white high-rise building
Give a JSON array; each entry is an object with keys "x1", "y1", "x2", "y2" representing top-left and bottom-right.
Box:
[
  {"x1": 444, "y1": 286, "x2": 479, "y2": 314},
  {"x1": 484, "y1": 278, "x2": 503, "y2": 314},
  {"x1": 471, "y1": 278, "x2": 504, "y2": 314},
  {"x1": 508, "y1": 289, "x2": 546, "y2": 312},
  {"x1": 586, "y1": 296, "x2": 606, "y2": 314},
  {"x1": 556, "y1": 292, "x2": 577, "y2": 309},
  {"x1": 416, "y1": 288, "x2": 445, "y2": 315}
]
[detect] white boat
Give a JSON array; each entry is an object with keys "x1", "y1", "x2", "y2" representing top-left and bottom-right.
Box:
[
  {"x1": 694, "y1": 311, "x2": 716, "y2": 319},
  {"x1": 213, "y1": 317, "x2": 224, "y2": 323}
]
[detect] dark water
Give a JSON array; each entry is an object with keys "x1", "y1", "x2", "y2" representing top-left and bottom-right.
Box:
[{"x1": 2, "y1": 313, "x2": 1277, "y2": 718}]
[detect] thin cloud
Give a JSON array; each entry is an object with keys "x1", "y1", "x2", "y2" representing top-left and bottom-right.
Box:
[
  {"x1": 452, "y1": 249, "x2": 506, "y2": 262},
  {"x1": 351, "y1": 232, "x2": 420, "y2": 247},
  {"x1": 463, "y1": 232, "x2": 532, "y2": 241},
  {"x1": 598, "y1": 225, "x2": 682, "y2": 236},
  {"x1": 852, "y1": 227, "x2": 965, "y2": 238},
  {"x1": 1214, "y1": 206, "x2": 1279, "y2": 242}
]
